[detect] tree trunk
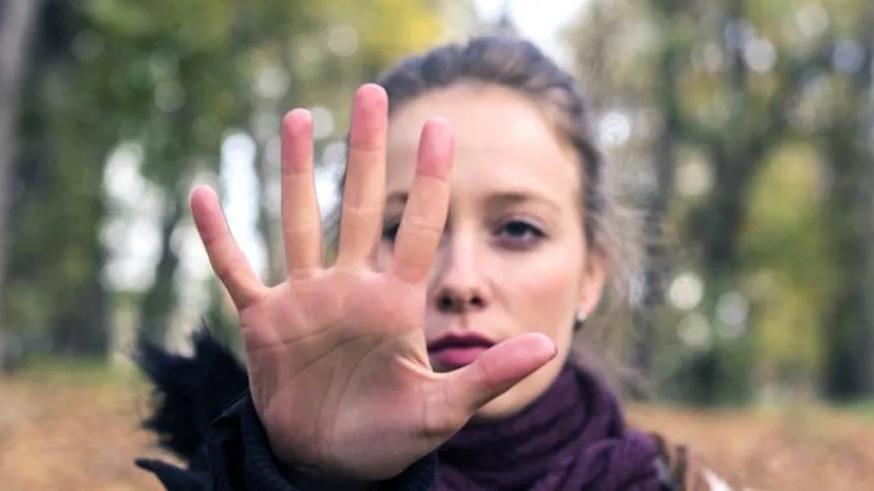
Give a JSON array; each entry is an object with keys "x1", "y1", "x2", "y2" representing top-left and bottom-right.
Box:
[
  {"x1": 138, "y1": 197, "x2": 183, "y2": 345},
  {"x1": 823, "y1": 18, "x2": 874, "y2": 399},
  {"x1": 631, "y1": 29, "x2": 679, "y2": 380},
  {"x1": 0, "y1": 0, "x2": 43, "y2": 328}
]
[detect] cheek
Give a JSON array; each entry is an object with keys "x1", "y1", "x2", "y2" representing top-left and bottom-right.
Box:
[{"x1": 501, "y1": 246, "x2": 583, "y2": 338}]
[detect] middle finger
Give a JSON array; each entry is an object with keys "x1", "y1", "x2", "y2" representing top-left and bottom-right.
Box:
[{"x1": 336, "y1": 84, "x2": 388, "y2": 269}]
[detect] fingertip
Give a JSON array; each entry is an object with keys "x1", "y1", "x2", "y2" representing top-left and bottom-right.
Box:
[
  {"x1": 282, "y1": 109, "x2": 314, "y2": 175},
  {"x1": 504, "y1": 332, "x2": 557, "y2": 362},
  {"x1": 423, "y1": 116, "x2": 451, "y2": 133},
  {"x1": 422, "y1": 117, "x2": 453, "y2": 142},
  {"x1": 283, "y1": 108, "x2": 312, "y2": 136},
  {"x1": 417, "y1": 117, "x2": 454, "y2": 179},
  {"x1": 349, "y1": 84, "x2": 389, "y2": 149},
  {"x1": 352, "y1": 84, "x2": 389, "y2": 124},
  {"x1": 528, "y1": 332, "x2": 558, "y2": 360},
  {"x1": 356, "y1": 83, "x2": 388, "y2": 106},
  {"x1": 189, "y1": 185, "x2": 217, "y2": 212},
  {"x1": 189, "y1": 186, "x2": 223, "y2": 241}
]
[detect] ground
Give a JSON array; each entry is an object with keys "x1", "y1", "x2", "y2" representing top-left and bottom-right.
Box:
[{"x1": 1, "y1": 365, "x2": 873, "y2": 490}]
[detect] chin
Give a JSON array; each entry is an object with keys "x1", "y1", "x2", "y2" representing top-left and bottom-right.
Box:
[
  {"x1": 470, "y1": 389, "x2": 528, "y2": 422},
  {"x1": 469, "y1": 354, "x2": 566, "y2": 423},
  {"x1": 428, "y1": 362, "x2": 534, "y2": 421}
]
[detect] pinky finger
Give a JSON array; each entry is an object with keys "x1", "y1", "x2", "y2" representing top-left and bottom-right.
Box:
[{"x1": 190, "y1": 185, "x2": 265, "y2": 309}]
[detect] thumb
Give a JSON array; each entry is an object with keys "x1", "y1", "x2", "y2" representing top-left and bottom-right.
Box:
[{"x1": 445, "y1": 333, "x2": 557, "y2": 414}]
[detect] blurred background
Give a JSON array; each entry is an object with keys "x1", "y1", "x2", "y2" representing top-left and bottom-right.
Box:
[{"x1": 1, "y1": 0, "x2": 872, "y2": 489}]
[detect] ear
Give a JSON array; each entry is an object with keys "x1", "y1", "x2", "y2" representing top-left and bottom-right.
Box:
[{"x1": 578, "y1": 250, "x2": 607, "y2": 317}]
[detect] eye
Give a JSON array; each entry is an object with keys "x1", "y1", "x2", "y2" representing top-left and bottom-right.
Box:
[{"x1": 495, "y1": 219, "x2": 545, "y2": 248}]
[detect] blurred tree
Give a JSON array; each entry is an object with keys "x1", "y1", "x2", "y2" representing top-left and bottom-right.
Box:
[
  {"x1": 0, "y1": 0, "x2": 44, "y2": 368},
  {"x1": 568, "y1": 0, "x2": 874, "y2": 403},
  {"x1": 3, "y1": 0, "x2": 444, "y2": 358},
  {"x1": 5, "y1": 0, "x2": 112, "y2": 356},
  {"x1": 0, "y1": 0, "x2": 44, "y2": 329},
  {"x1": 819, "y1": 1, "x2": 874, "y2": 399}
]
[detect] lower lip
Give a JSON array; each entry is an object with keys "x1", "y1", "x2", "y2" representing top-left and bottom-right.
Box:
[{"x1": 431, "y1": 346, "x2": 490, "y2": 369}]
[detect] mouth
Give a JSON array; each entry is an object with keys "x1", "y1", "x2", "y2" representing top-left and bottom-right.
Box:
[{"x1": 427, "y1": 332, "x2": 496, "y2": 370}]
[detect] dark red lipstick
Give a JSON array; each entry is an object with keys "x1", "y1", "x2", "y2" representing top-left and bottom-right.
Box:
[{"x1": 427, "y1": 332, "x2": 495, "y2": 370}]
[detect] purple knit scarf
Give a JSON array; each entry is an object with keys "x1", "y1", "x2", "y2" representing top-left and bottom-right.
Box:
[{"x1": 434, "y1": 363, "x2": 660, "y2": 490}]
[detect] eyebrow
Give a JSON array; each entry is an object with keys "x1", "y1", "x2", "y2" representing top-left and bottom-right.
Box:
[
  {"x1": 384, "y1": 190, "x2": 563, "y2": 214},
  {"x1": 486, "y1": 191, "x2": 562, "y2": 213}
]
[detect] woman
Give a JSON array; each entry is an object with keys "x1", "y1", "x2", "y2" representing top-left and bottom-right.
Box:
[{"x1": 136, "y1": 36, "x2": 732, "y2": 490}]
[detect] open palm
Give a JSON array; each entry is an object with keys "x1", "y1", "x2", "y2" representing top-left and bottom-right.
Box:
[{"x1": 190, "y1": 84, "x2": 556, "y2": 480}]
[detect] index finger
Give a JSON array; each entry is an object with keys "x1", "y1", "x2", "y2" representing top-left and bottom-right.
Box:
[{"x1": 281, "y1": 109, "x2": 323, "y2": 276}]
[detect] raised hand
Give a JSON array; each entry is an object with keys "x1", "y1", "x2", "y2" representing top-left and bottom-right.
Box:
[{"x1": 190, "y1": 84, "x2": 556, "y2": 480}]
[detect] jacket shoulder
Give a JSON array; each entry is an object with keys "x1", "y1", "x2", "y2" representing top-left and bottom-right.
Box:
[{"x1": 137, "y1": 328, "x2": 249, "y2": 462}]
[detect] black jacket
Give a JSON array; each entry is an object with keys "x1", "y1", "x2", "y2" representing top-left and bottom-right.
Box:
[{"x1": 135, "y1": 330, "x2": 435, "y2": 491}]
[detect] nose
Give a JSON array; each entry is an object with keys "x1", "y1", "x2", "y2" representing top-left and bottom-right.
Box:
[{"x1": 430, "y1": 229, "x2": 488, "y2": 314}]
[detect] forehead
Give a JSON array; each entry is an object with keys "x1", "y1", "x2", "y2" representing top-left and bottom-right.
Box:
[{"x1": 385, "y1": 84, "x2": 581, "y2": 201}]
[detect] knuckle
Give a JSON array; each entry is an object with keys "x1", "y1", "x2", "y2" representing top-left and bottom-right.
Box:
[
  {"x1": 200, "y1": 231, "x2": 221, "y2": 249},
  {"x1": 403, "y1": 215, "x2": 442, "y2": 235},
  {"x1": 396, "y1": 218, "x2": 442, "y2": 252},
  {"x1": 349, "y1": 141, "x2": 384, "y2": 157},
  {"x1": 213, "y1": 257, "x2": 238, "y2": 284}
]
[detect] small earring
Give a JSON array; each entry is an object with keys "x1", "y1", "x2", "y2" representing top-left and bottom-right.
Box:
[{"x1": 573, "y1": 309, "x2": 587, "y2": 331}]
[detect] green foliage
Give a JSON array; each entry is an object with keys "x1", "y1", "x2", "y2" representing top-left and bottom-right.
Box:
[
  {"x1": 6, "y1": 0, "x2": 871, "y2": 405},
  {"x1": 742, "y1": 142, "x2": 833, "y2": 389},
  {"x1": 569, "y1": 0, "x2": 874, "y2": 404},
  {"x1": 4, "y1": 0, "x2": 444, "y2": 354}
]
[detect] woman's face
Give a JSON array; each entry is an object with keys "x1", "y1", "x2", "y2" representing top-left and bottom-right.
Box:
[{"x1": 376, "y1": 83, "x2": 605, "y2": 420}]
